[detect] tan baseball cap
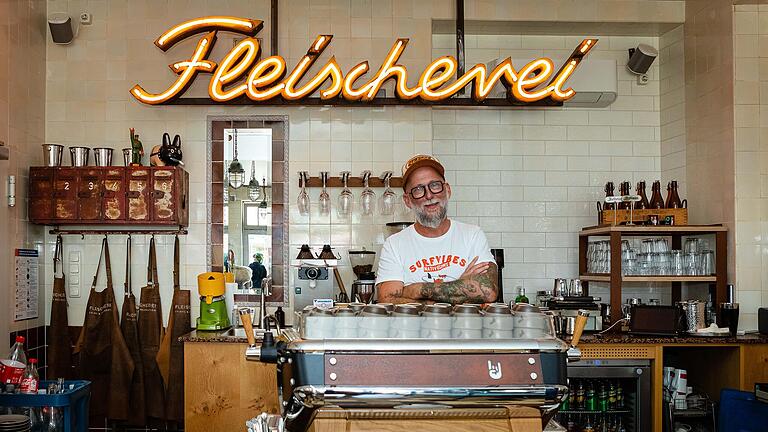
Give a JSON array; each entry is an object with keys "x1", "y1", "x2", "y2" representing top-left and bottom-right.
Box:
[{"x1": 401, "y1": 154, "x2": 445, "y2": 189}]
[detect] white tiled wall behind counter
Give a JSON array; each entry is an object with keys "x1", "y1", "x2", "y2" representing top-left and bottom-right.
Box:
[
  {"x1": 41, "y1": 0, "x2": 676, "y2": 326},
  {"x1": 432, "y1": 33, "x2": 668, "y2": 304}
]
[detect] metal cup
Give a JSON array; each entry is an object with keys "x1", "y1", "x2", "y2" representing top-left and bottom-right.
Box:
[
  {"x1": 569, "y1": 279, "x2": 583, "y2": 297},
  {"x1": 122, "y1": 148, "x2": 132, "y2": 166},
  {"x1": 553, "y1": 278, "x2": 567, "y2": 297},
  {"x1": 93, "y1": 147, "x2": 113, "y2": 166},
  {"x1": 69, "y1": 146, "x2": 90, "y2": 166},
  {"x1": 42, "y1": 144, "x2": 64, "y2": 166}
]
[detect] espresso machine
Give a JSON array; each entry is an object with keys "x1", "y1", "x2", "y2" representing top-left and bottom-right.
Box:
[
  {"x1": 349, "y1": 249, "x2": 376, "y2": 303},
  {"x1": 292, "y1": 245, "x2": 338, "y2": 312}
]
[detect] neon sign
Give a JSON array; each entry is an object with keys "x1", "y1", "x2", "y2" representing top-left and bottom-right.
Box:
[{"x1": 130, "y1": 16, "x2": 598, "y2": 106}]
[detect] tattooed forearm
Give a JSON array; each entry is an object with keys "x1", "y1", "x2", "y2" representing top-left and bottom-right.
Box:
[{"x1": 407, "y1": 264, "x2": 499, "y2": 304}]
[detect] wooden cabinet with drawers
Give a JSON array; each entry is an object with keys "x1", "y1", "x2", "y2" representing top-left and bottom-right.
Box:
[{"x1": 29, "y1": 166, "x2": 188, "y2": 226}]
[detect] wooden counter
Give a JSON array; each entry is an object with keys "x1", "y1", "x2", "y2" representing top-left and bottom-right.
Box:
[
  {"x1": 183, "y1": 330, "x2": 768, "y2": 432},
  {"x1": 578, "y1": 333, "x2": 768, "y2": 432},
  {"x1": 184, "y1": 335, "x2": 280, "y2": 432}
]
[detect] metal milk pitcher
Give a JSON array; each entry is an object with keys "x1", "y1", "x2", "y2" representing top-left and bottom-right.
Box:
[{"x1": 684, "y1": 300, "x2": 706, "y2": 333}]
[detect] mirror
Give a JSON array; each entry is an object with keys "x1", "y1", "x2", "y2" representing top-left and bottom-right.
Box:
[
  {"x1": 223, "y1": 128, "x2": 272, "y2": 291},
  {"x1": 208, "y1": 116, "x2": 288, "y2": 306}
]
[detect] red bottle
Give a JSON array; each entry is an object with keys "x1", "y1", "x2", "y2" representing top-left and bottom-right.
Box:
[
  {"x1": 1, "y1": 336, "x2": 27, "y2": 385},
  {"x1": 20, "y1": 358, "x2": 39, "y2": 394}
]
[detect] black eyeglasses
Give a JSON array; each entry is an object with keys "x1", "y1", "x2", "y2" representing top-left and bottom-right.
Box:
[{"x1": 409, "y1": 180, "x2": 445, "y2": 199}]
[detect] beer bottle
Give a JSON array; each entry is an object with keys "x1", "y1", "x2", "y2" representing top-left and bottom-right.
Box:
[
  {"x1": 598, "y1": 382, "x2": 609, "y2": 412},
  {"x1": 576, "y1": 381, "x2": 585, "y2": 410},
  {"x1": 636, "y1": 181, "x2": 650, "y2": 209},
  {"x1": 604, "y1": 182, "x2": 616, "y2": 210},
  {"x1": 608, "y1": 381, "x2": 617, "y2": 410},
  {"x1": 616, "y1": 382, "x2": 624, "y2": 408},
  {"x1": 585, "y1": 382, "x2": 597, "y2": 411},
  {"x1": 649, "y1": 180, "x2": 665, "y2": 209},
  {"x1": 618, "y1": 181, "x2": 631, "y2": 210}
]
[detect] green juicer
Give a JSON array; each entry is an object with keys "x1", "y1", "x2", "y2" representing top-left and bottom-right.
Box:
[{"x1": 196, "y1": 272, "x2": 232, "y2": 330}]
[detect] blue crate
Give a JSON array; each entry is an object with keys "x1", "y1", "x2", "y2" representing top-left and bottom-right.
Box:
[
  {"x1": 0, "y1": 380, "x2": 90, "y2": 432},
  {"x1": 718, "y1": 388, "x2": 768, "y2": 432}
]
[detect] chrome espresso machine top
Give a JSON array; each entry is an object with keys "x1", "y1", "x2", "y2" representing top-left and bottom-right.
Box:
[{"x1": 241, "y1": 303, "x2": 586, "y2": 432}]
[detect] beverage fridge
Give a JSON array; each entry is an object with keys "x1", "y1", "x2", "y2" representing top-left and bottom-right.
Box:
[{"x1": 554, "y1": 359, "x2": 652, "y2": 432}]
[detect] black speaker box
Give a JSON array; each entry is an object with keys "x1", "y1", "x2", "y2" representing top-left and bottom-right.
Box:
[{"x1": 759, "y1": 308, "x2": 768, "y2": 335}]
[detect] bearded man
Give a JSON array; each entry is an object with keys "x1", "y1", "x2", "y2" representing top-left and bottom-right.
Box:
[{"x1": 375, "y1": 154, "x2": 498, "y2": 304}]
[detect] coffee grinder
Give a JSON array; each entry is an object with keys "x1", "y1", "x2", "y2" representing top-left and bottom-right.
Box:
[
  {"x1": 196, "y1": 272, "x2": 232, "y2": 330},
  {"x1": 349, "y1": 249, "x2": 376, "y2": 303}
]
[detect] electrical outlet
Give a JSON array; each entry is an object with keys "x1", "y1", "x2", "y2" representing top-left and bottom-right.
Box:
[
  {"x1": 79, "y1": 13, "x2": 92, "y2": 25},
  {"x1": 69, "y1": 250, "x2": 81, "y2": 297}
]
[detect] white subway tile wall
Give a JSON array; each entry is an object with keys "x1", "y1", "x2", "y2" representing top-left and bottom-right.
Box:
[
  {"x1": 431, "y1": 33, "x2": 669, "y2": 303},
  {"x1": 0, "y1": 0, "x2": 47, "y2": 339},
  {"x1": 732, "y1": 4, "x2": 768, "y2": 331},
  {"x1": 40, "y1": 0, "x2": 688, "y2": 326}
]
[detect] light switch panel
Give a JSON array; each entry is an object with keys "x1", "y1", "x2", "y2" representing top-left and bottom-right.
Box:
[{"x1": 69, "y1": 250, "x2": 81, "y2": 297}]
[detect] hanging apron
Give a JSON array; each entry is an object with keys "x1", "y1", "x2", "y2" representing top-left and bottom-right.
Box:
[
  {"x1": 120, "y1": 236, "x2": 146, "y2": 425},
  {"x1": 74, "y1": 237, "x2": 134, "y2": 420},
  {"x1": 138, "y1": 236, "x2": 166, "y2": 420},
  {"x1": 48, "y1": 235, "x2": 72, "y2": 380},
  {"x1": 157, "y1": 235, "x2": 191, "y2": 423}
]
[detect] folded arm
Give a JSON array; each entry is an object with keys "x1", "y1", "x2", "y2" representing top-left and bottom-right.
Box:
[{"x1": 377, "y1": 262, "x2": 498, "y2": 304}]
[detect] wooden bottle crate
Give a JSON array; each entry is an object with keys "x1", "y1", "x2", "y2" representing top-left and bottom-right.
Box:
[
  {"x1": 600, "y1": 207, "x2": 688, "y2": 226},
  {"x1": 29, "y1": 166, "x2": 188, "y2": 226}
]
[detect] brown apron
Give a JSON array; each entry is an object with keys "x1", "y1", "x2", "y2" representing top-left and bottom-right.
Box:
[
  {"x1": 48, "y1": 235, "x2": 72, "y2": 379},
  {"x1": 157, "y1": 235, "x2": 191, "y2": 422},
  {"x1": 138, "y1": 236, "x2": 166, "y2": 420},
  {"x1": 75, "y1": 237, "x2": 134, "y2": 420},
  {"x1": 120, "y1": 236, "x2": 146, "y2": 425}
]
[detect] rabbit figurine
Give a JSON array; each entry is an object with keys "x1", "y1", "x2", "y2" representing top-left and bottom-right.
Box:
[{"x1": 150, "y1": 133, "x2": 184, "y2": 166}]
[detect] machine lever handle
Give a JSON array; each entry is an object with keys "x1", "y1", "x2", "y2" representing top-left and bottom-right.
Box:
[
  {"x1": 240, "y1": 308, "x2": 256, "y2": 346},
  {"x1": 570, "y1": 310, "x2": 589, "y2": 348}
]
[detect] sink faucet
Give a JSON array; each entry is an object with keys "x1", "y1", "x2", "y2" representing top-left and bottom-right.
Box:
[{"x1": 257, "y1": 277, "x2": 272, "y2": 329}]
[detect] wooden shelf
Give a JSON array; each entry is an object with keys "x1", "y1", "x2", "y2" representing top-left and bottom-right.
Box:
[
  {"x1": 623, "y1": 276, "x2": 716, "y2": 282},
  {"x1": 580, "y1": 224, "x2": 726, "y2": 237},
  {"x1": 580, "y1": 274, "x2": 611, "y2": 282},
  {"x1": 303, "y1": 176, "x2": 403, "y2": 188},
  {"x1": 578, "y1": 225, "x2": 728, "y2": 328},
  {"x1": 580, "y1": 275, "x2": 716, "y2": 283}
]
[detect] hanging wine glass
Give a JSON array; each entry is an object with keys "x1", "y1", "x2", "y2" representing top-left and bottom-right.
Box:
[
  {"x1": 338, "y1": 171, "x2": 353, "y2": 217},
  {"x1": 360, "y1": 170, "x2": 376, "y2": 216},
  {"x1": 319, "y1": 171, "x2": 331, "y2": 216},
  {"x1": 380, "y1": 170, "x2": 396, "y2": 216},
  {"x1": 297, "y1": 171, "x2": 310, "y2": 216}
]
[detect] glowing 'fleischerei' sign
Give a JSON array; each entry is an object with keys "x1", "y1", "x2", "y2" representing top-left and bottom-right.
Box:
[{"x1": 130, "y1": 16, "x2": 598, "y2": 105}]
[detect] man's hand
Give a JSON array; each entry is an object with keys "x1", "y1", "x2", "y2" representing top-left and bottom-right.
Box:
[{"x1": 460, "y1": 256, "x2": 491, "y2": 278}]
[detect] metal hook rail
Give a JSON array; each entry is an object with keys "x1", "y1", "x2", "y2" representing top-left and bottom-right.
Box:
[{"x1": 49, "y1": 227, "x2": 188, "y2": 239}]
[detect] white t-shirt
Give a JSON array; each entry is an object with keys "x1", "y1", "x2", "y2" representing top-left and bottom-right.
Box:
[{"x1": 376, "y1": 220, "x2": 496, "y2": 286}]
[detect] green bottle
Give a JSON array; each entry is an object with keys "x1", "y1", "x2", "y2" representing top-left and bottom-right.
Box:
[
  {"x1": 514, "y1": 286, "x2": 529, "y2": 304},
  {"x1": 585, "y1": 382, "x2": 597, "y2": 411},
  {"x1": 598, "y1": 382, "x2": 609, "y2": 412}
]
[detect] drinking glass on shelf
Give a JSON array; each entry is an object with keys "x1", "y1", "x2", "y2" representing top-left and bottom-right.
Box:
[
  {"x1": 360, "y1": 170, "x2": 376, "y2": 216},
  {"x1": 671, "y1": 250, "x2": 684, "y2": 275},
  {"x1": 684, "y1": 252, "x2": 700, "y2": 275},
  {"x1": 297, "y1": 171, "x2": 310, "y2": 216},
  {"x1": 654, "y1": 238, "x2": 670, "y2": 254},
  {"x1": 700, "y1": 250, "x2": 714, "y2": 275},
  {"x1": 684, "y1": 238, "x2": 701, "y2": 254},
  {"x1": 318, "y1": 171, "x2": 331, "y2": 216},
  {"x1": 338, "y1": 171, "x2": 353, "y2": 216},
  {"x1": 380, "y1": 171, "x2": 396, "y2": 216},
  {"x1": 640, "y1": 238, "x2": 655, "y2": 255}
]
